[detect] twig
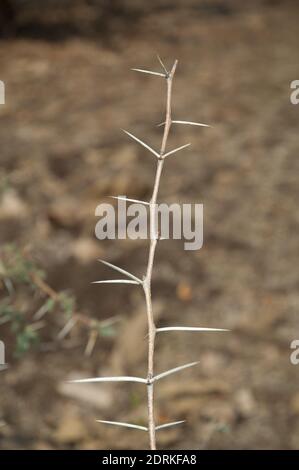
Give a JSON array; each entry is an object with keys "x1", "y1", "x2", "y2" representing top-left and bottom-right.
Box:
[
  {"x1": 84, "y1": 329, "x2": 98, "y2": 357},
  {"x1": 142, "y1": 58, "x2": 178, "y2": 450},
  {"x1": 30, "y1": 271, "x2": 120, "y2": 345}
]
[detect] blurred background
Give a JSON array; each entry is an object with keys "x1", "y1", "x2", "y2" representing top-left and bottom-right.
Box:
[{"x1": 0, "y1": 0, "x2": 299, "y2": 450}]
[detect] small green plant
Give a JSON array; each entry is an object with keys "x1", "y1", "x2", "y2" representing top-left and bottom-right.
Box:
[{"x1": 0, "y1": 244, "x2": 119, "y2": 359}]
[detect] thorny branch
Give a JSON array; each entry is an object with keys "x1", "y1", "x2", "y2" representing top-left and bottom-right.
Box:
[
  {"x1": 73, "y1": 57, "x2": 228, "y2": 450},
  {"x1": 142, "y1": 59, "x2": 178, "y2": 450}
]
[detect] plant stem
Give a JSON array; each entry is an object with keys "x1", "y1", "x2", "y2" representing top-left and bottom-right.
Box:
[{"x1": 143, "y1": 60, "x2": 177, "y2": 450}]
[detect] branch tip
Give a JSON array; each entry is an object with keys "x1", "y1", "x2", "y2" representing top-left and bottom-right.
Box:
[{"x1": 171, "y1": 60, "x2": 178, "y2": 75}]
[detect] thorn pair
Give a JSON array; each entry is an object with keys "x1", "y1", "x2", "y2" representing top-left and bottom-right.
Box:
[
  {"x1": 122, "y1": 129, "x2": 191, "y2": 160},
  {"x1": 96, "y1": 420, "x2": 185, "y2": 432},
  {"x1": 131, "y1": 55, "x2": 171, "y2": 79},
  {"x1": 94, "y1": 259, "x2": 142, "y2": 285},
  {"x1": 70, "y1": 361, "x2": 200, "y2": 385}
]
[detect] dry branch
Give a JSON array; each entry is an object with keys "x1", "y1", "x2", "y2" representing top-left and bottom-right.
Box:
[{"x1": 76, "y1": 57, "x2": 228, "y2": 450}]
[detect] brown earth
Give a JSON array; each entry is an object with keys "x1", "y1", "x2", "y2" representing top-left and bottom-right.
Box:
[{"x1": 0, "y1": 0, "x2": 299, "y2": 449}]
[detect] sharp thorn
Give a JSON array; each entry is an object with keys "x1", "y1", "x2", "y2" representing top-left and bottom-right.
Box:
[
  {"x1": 153, "y1": 361, "x2": 199, "y2": 382},
  {"x1": 92, "y1": 280, "x2": 140, "y2": 285},
  {"x1": 98, "y1": 259, "x2": 142, "y2": 284},
  {"x1": 163, "y1": 143, "x2": 191, "y2": 158},
  {"x1": 131, "y1": 68, "x2": 166, "y2": 78},
  {"x1": 122, "y1": 129, "x2": 160, "y2": 158},
  {"x1": 96, "y1": 420, "x2": 148, "y2": 431}
]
